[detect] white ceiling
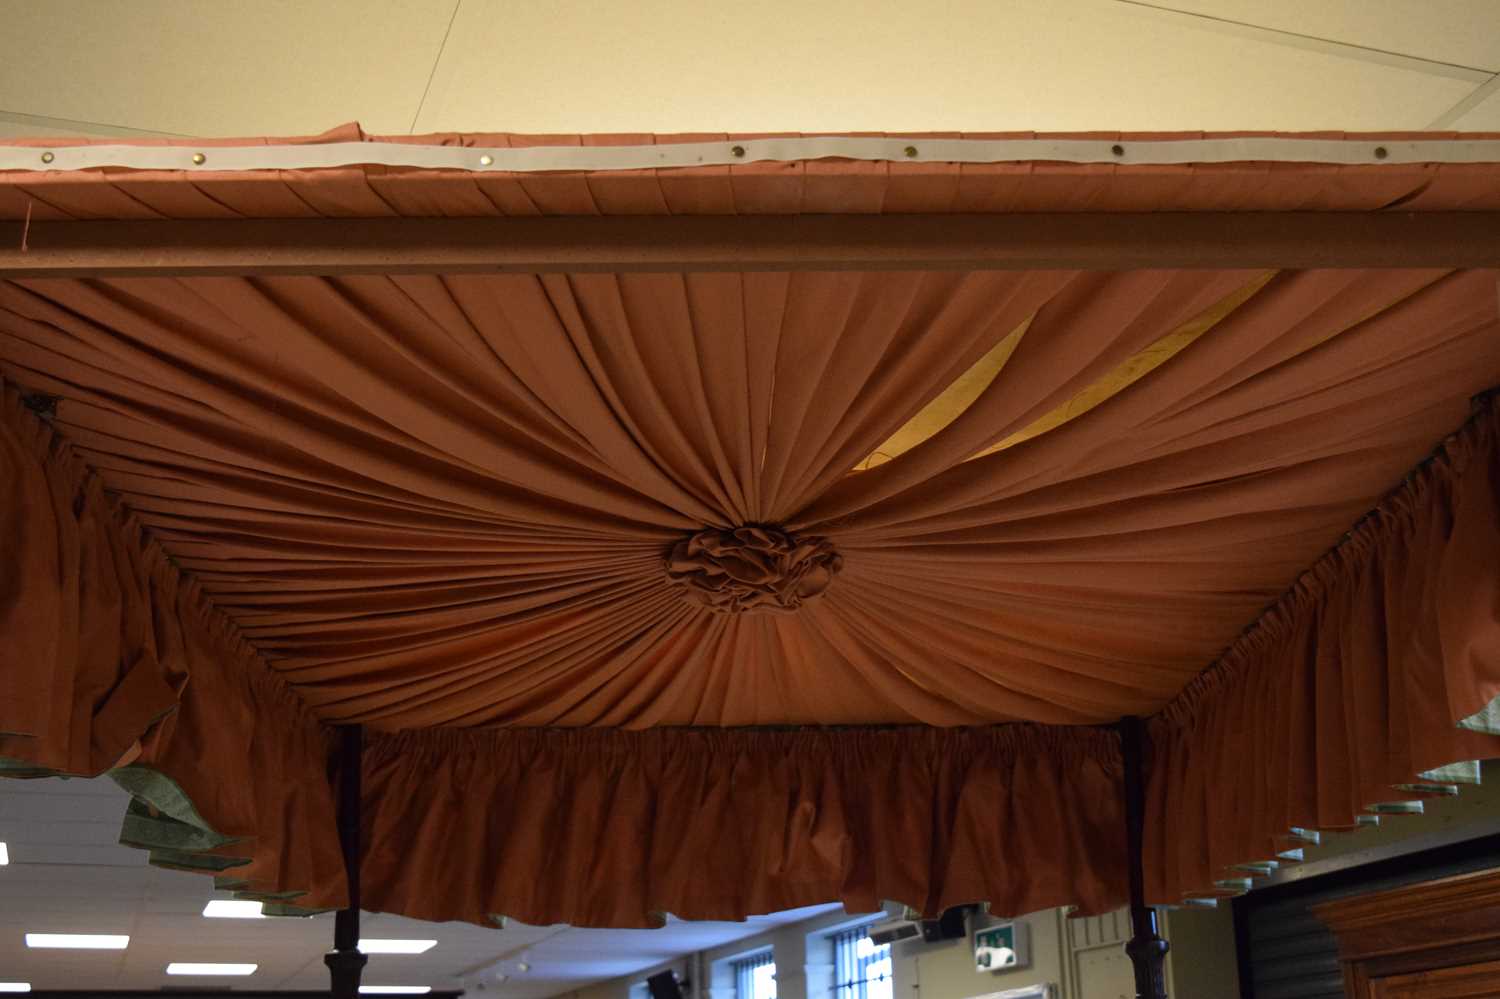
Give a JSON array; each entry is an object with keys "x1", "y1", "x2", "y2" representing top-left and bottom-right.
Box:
[
  {"x1": 1, "y1": 0, "x2": 1499, "y2": 138},
  {"x1": 0, "y1": 776, "x2": 838, "y2": 995}
]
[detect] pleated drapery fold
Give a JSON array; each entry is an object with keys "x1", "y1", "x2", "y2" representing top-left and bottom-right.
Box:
[
  {"x1": 360, "y1": 725, "x2": 1125, "y2": 928},
  {"x1": 1146, "y1": 395, "x2": 1500, "y2": 904},
  {"x1": 0, "y1": 386, "x2": 347, "y2": 911}
]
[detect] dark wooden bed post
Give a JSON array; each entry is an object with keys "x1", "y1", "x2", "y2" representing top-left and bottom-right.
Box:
[
  {"x1": 1120, "y1": 715, "x2": 1169, "y2": 999},
  {"x1": 326, "y1": 724, "x2": 367, "y2": 999}
]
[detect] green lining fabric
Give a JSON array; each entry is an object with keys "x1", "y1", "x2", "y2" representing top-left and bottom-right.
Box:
[
  {"x1": 110, "y1": 765, "x2": 231, "y2": 845},
  {"x1": 148, "y1": 846, "x2": 251, "y2": 873},
  {"x1": 0, "y1": 757, "x2": 68, "y2": 779},
  {"x1": 110, "y1": 766, "x2": 247, "y2": 875},
  {"x1": 212, "y1": 878, "x2": 327, "y2": 916},
  {"x1": 0, "y1": 760, "x2": 319, "y2": 916},
  {"x1": 1459, "y1": 694, "x2": 1500, "y2": 736},
  {"x1": 1420, "y1": 760, "x2": 1482, "y2": 784},
  {"x1": 119, "y1": 798, "x2": 232, "y2": 854}
]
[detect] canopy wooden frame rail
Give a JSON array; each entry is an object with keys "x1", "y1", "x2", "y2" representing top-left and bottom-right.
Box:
[
  {"x1": 6, "y1": 129, "x2": 1500, "y2": 999},
  {"x1": 5, "y1": 211, "x2": 1500, "y2": 277}
]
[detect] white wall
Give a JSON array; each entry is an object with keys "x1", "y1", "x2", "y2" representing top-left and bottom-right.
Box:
[
  {"x1": 560, "y1": 907, "x2": 877, "y2": 999},
  {"x1": 562, "y1": 902, "x2": 1236, "y2": 999},
  {"x1": 896, "y1": 908, "x2": 1071, "y2": 998}
]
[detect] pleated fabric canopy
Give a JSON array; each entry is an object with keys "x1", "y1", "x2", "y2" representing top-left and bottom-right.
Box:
[{"x1": 1, "y1": 125, "x2": 1499, "y2": 928}]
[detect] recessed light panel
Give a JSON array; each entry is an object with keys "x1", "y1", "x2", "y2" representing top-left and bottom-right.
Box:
[
  {"x1": 166, "y1": 963, "x2": 257, "y2": 976},
  {"x1": 202, "y1": 900, "x2": 266, "y2": 919},
  {"x1": 24, "y1": 934, "x2": 129, "y2": 949},
  {"x1": 359, "y1": 989, "x2": 432, "y2": 995},
  {"x1": 357, "y1": 939, "x2": 437, "y2": 955}
]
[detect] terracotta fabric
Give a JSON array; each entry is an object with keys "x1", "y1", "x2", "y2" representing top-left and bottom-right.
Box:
[
  {"x1": 664, "y1": 526, "x2": 844, "y2": 614},
  {"x1": 1147, "y1": 397, "x2": 1500, "y2": 903},
  {"x1": 359, "y1": 725, "x2": 1124, "y2": 927},
  {"x1": 1, "y1": 130, "x2": 1500, "y2": 927},
  {"x1": 0, "y1": 388, "x2": 346, "y2": 908},
  {"x1": 3, "y1": 268, "x2": 1496, "y2": 729}
]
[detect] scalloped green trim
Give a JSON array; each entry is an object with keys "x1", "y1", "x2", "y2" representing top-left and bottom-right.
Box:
[
  {"x1": 1420, "y1": 760, "x2": 1481, "y2": 784},
  {"x1": 110, "y1": 765, "x2": 231, "y2": 844},
  {"x1": 1, "y1": 759, "x2": 315, "y2": 917},
  {"x1": 1459, "y1": 694, "x2": 1500, "y2": 736},
  {"x1": 149, "y1": 847, "x2": 252, "y2": 873},
  {"x1": 0, "y1": 756, "x2": 68, "y2": 779}
]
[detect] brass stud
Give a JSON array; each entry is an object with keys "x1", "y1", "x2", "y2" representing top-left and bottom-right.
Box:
[
  {"x1": 479, "y1": 154, "x2": 494, "y2": 166},
  {"x1": 191, "y1": 152, "x2": 206, "y2": 165},
  {"x1": 1374, "y1": 146, "x2": 1389, "y2": 160},
  {"x1": 40, "y1": 151, "x2": 54, "y2": 164},
  {"x1": 904, "y1": 145, "x2": 918, "y2": 158},
  {"x1": 731, "y1": 145, "x2": 746, "y2": 158},
  {"x1": 1111, "y1": 143, "x2": 1125, "y2": 157}
]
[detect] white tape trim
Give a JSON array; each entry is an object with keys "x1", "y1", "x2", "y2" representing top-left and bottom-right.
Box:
[{"x1": 4, "y1": 136, "x2": 1500, "y2": 174}]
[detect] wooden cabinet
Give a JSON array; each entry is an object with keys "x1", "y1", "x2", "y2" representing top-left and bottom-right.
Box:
[{"x1": 1313, "y1": 868, "x2": 1500, "y2": 998}]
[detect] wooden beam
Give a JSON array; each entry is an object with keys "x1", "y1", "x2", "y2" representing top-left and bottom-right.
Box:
[{"x1": 2, "y1": 212, "x2": 1499, "y2": 277}]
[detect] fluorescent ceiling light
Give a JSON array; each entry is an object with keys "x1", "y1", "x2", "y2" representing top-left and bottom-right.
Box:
[
  {"x1": 359, "y1": 989, "x2": 432, "y2": 995},
  {"x1": 166, "y1": 963, "x2": 257, "y2": 976},
  {"x1": 358, "y1": 939, "x2": 437, "y2": 955},
  {"x1": 0, "y1": 984, "x2": 30, "y2": 993},
  {"x1": 202, "y1": 899, "x2": 265, "y2": 919},
  {"x1": 0, "y1": 841, "x2": 9, "y2": 865},
  {"x1": 24, "y1": 934, "x2": 129, "y2": 949}
]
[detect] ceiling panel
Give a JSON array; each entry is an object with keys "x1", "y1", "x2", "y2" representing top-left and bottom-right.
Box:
[
  {"x1": 0, "y1": 111, "x2": 178, "y2": 139},
  {"x1": 416, "y1": 0, "x2": 1476, "y2": 134},
  {"x1": 1452, "y1": 86, "x2": 1500, "y2": 129},
  {"x1": 0, "y1": 0, "x2": 459, "y2": 136},
  {"x1": 0, "y1": 777, "x2": 845, "y2": 995},
  {"x1": 1136, "y1": 0, "x2": 1500, "y2": 71}
]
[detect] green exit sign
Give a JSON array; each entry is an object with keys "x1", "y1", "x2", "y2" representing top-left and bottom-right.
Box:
[{"x1": 974, "y1": 922, "x2": 1029, "y2": 971}]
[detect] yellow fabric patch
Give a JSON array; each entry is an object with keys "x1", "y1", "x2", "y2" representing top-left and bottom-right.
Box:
[
  {"x1": 968, "y1": 271, "x2": 1277, "y2": 460},
  {"x1": 856, "y1": 317, "x2": 1032, "y2": 470}
]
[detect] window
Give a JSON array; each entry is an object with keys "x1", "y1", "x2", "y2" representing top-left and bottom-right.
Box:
[
  {"x1": 832, "y1": 925, "x2": 893, "y2": 999},
  {"x1": 732, "y1": 950, "x2": 776, "y2": 999}
]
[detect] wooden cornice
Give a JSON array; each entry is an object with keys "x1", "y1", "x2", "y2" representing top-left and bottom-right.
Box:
[{"x1": 1313, "y1": 867, "x2": 1500, "y2": 963}]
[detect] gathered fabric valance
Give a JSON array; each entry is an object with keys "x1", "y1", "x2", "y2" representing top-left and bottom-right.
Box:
[
  {"x1": 2, "y1": 128, "x2": 1500, "y2": 927},
  {"x1": 1148, "y1": 396, "x2": 1500, "y2": 902},
  {"x1": 0, "y1": 387, "x2": 347, "y2": 911},
  {"x1": 360, "y1": 725, "x2": 1125, "y2": 927}
]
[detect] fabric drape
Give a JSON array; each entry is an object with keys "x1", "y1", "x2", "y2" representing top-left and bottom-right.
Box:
[
  {"x1": 1147, "y1": 396, "x2": 1500, "y2": 903},
  {"x1": 360, "y1": 725, "x2": 1125, "y2": 928},
  {"x1": 3, "y1": 129, "x2": 1500, "y2": 928},
  {"x1": 4, "y1": 268, "x2": 1497, "y2": 732},
  {"x1": 0, "y1": 387, "x2": 345, "y2": 909}
]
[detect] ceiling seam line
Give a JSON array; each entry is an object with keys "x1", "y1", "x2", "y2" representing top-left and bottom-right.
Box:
[
  {"x1": 1428, "y1": 73, "x2": 1500, "y2": 129},
  {"x1": 0, "y1": 108, "x2": 185, "y2": 138},
  {"x1": 408, "y1": 0, "x2": 464, "y2": 134},
  {"x1": 1113, "y1": 0, "x2": 1498, "y2": 80}
]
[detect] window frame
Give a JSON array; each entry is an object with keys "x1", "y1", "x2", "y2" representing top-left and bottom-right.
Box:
[
  {"x1": 831, "y1": 923, "x2": 894, "y2": 999},
  {"x1": 730, "y1": 947, "x2": 777, "y2": 999}
]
